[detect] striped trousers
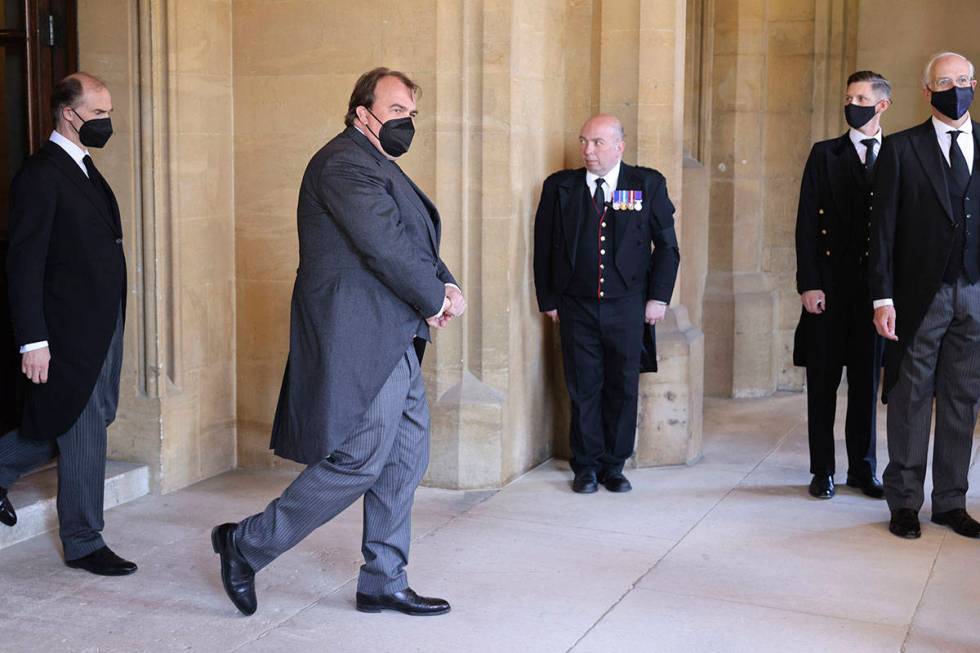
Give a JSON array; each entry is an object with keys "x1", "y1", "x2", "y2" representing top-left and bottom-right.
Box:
[
  {"x1": 236, "y1": 344, "x2": 430, "y2": 595},
  {"x1": 884, "y1": 279, "x2": 980, "y2": 513},
  {"x1": 0, "y1": 308, "x2": 123, "y2": 560}
]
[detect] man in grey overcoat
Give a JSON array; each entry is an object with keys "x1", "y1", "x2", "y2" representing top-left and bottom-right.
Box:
[{"x1": 211, "y1": 68, "x2": 464, "y2": 617}]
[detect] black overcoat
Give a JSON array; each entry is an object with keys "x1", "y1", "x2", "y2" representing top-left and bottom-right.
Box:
[
  {"x1": 6, "y1": 141, "x2": 126, "y2": 440},
  {"x1": 792, "y1": 133, "x2": 873, "y2": 366},
  {"x1": 270, "y1": 127, "x2": 457, "y2": 465}
]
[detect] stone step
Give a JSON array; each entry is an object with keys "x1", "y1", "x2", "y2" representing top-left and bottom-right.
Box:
[{"x1": 0, "y1": 461, "x2": 150, "y2": 552}]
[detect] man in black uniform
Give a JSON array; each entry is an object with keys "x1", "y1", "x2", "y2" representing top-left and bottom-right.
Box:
[
  {"x1": 794, "y1": 71, "x2": 891, "y2": 500},
  {"x1": 533, "y1": 114, "x2": 680, "y2": 494}
]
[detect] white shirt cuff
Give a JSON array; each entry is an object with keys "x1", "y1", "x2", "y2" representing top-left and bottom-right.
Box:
[
  {"x1": 872, "y1": 299, "x2": 894, "y2": 309},
  {"x1": 651, "y1": 300, "x2": 667, "y2": 305},
  {"x1": 20, "y1": 341, "x2": 48, "y2": 353}
]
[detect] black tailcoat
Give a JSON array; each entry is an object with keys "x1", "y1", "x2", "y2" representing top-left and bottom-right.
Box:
[
  {"x1": 870, "y1": 119, "x2": 980, "y2": 396},
  {"x1": 6, "y1": 141, "x2": 126, "y2": 440}
]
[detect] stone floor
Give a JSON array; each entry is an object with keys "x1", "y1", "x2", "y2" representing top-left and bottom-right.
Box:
[{"x1": 2, "y1": 393, "x2": 979, "y2": 653}]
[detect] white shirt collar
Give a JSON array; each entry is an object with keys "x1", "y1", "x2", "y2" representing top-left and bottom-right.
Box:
[
  {"x1": 585, "y1": 159, "x2": 622, "y2": 195},
  {"x1": 848, "y1": 126, "x2": 881, "y2": 149},
  {"x1": 932, "y1": 114, "x2": 973, "y2": 141},
  {"x1": 49, "y1": 130, "x2": 90, "y2": 174}
]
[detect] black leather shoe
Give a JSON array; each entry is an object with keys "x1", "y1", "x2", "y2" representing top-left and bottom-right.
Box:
[
  {"x1": 572, "y1": 470, "x2": 598, "y2": 494},
  {"x1": 65, "y1": 546, "x2": 137, "y2": 576},
  {"x1": 600, "y1": 472, "x2": 632, "y2": 493},
  {"x1": 931, "y1": 508, "x2": 980, "y2": 538},
  {"x1": 211, "y1": 523, "x2": 257, "y2": 616},
  {"x1": 889, "y1": 509, "x2": 921, "y2": 539},
  {"x1": 808, "y1": 474, "x2": 834, "y2": 499},
  {"x1": 356, "y1": 588, "x2": 450, "y2": 616},
  {"x1": 0, "y1": 487, "x2": 15, "y2": 527},
  {"x1": 846, "y1": 476, "x2": 885, "y2": 499}
]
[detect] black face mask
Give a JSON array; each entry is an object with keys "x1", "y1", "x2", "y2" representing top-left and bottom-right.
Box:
[
  {"x1": 931, "y1": 85, "x2": 975, "y2": 121},
  {"x1": 365, "y1": 107, "x2": 414, "y2": 157},
  {"x1": 844, "y1": 103, "x2": 877, "y2": 130},
  {"x1": 70, "y1": 108, "x2": 113, "y2": 148}
]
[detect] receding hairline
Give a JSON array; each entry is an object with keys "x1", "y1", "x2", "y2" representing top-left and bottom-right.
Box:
[
  {"x1": 922, "y1": 51, "x2": 975, "y2": 87},
  {"x1": 581, "y1": 114, "x2": 625, "y2": 142}
]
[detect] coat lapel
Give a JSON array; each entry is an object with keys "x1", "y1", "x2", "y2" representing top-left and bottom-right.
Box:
[
  {"x1": 827, "y1": 134, "x2": 857, "y2": 219},
  {"x1": 910, "y1": 119, "x2": 955, "y2": 224},
  {"x1": 394, "y1": 169, "x2": 440, "y2": 252},
  {"x1": 557, "y1": 172, "x2": 587, "y2": 267},
  {"x1": 43, "y1": 141, "x2": 118, "y2": 234}
]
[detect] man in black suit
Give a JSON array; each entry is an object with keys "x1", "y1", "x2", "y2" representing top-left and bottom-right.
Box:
[
  {"x1": 871, "y1": 51, "x2": 980, "y2": 540},
  {"x1": 794, "y1": 71, "x2": 891, "y2": 500},
  {"x1": 211, "y1": 68, "x2": 461, "y2": 617},
  {"x1": 533, "y1": 114, "x2": 680, "y2": 494},
  {"x1": 0, "y1": 73, "x2": 135, "y2": 574}
]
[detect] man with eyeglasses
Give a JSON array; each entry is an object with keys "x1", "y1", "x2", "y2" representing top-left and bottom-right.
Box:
[
  {"x1": 794, "y1": 71, "x2": 891, "y2": 501},
  {"x1": 871, "y1": 51, "x2": 980, "y2": 540}
]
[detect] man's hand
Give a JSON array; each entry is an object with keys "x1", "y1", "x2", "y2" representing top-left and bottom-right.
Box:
[
  {"x1": 22, "y1": 347, "x2": 51, "y2": 384},
  {"x1": 445, "y1": 285, "x2": 466, "y2": 319},
  {"x1": 645, "y1": 301, "x2": 667, "y2": 325},
  {"x1": 426, "y1": 296, "x2": 452, "y2": 330},
  {"x1": 801, "y1": 290, "x2": 826, "y2": 314},
  {"x1": 544, "y1": 309, "x2": 559, "y2": 324},
  {"x1": 874, "y1": 305, "x2": 898, "y2": 341}
]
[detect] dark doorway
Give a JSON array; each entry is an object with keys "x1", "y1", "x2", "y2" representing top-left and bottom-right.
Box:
[{"x1": 1, "y1": 0, "x2": 77, "y2": 431}]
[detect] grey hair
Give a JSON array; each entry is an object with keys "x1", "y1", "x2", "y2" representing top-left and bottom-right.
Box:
[{"x1": 922, "y1": 51, "x2": 976, "y2": 87}]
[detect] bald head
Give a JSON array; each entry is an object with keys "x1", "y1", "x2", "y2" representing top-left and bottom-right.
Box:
[
  {"x1": 51, "y1": 72, "x2": 110, "y2": 130},
  {"x1": 923, "y1": 52, "x2": 975, "y2": 88},
  {"x1": 579, "y1": 114, "x2": 625, "y2": 176}
]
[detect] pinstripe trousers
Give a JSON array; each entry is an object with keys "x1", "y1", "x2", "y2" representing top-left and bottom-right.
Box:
[
  {"x1": 884, "y1": 279, "x2": 980, "y2": 513},
  {"x1": 0, "y1": 307, "x2": 123, "y2": 560},
  {"x1": 236, "y1": 344, "x2": 430, "y2": 595}
]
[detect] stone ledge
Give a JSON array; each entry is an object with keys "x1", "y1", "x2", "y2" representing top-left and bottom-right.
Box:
[{"x1": 0, "y1": 461, "x2": 150, "y2": 552}]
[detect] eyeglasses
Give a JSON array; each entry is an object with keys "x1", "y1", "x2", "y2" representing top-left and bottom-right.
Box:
[{"x1": 932, "y1": 75, "x2": 975, "y2": 91}]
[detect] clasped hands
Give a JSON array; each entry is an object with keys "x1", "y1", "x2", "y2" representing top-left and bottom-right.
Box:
[{"x1": 426, "y1": 285, "x2": 466, "y2": 329}]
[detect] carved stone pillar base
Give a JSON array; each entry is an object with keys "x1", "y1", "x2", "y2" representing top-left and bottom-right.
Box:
[{"x1": 634, "y1": 304, "x2": 704, "y2": 467}]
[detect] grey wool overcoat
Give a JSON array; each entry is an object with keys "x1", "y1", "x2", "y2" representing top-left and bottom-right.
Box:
[{"x1": 269, "y1": 126, "x2": 458, "y2": 465}]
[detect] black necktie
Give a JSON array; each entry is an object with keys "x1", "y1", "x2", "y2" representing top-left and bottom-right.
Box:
[
  {"x1": 82, "y1": 155, "x2": 100, "y2": 187},
  {"x1": 861, "y1": 138, "x2": 878, "y2": 172},
  {"x1": 594, "y1": 178, "x2": 606, "y2": 215},
  {"x1": 948, "y1": 130, "x2": 971, "y2": 193}
]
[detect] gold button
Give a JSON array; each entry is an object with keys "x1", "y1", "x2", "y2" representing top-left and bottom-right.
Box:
[
  {"x1": 600, "y1": 249, "x2": 606, "y2": 255},
  {"x1": 870, "y1": 191, "x2": 875, "y2": 196},
  {"x1": 600, "y1": 264, "x2": 605, "y2": 270},
  {"x1": 600, "y1": 277, "x2": 605, "y2": 283},
  {"x1": 820, "y1": 229, "x2": 827, "y2": 235},
  {"x1": 600, "y1": 236, "x2": 606, "y2": 242},
  {"x1": 865, "y1": 250, "x2": 870, "y2": 255},
  {"x1": 601, "y1": 222, "x2": 607, "y2": 228},
  {"x1": 599, "y1": 291, "x2": 605, "y2": 297},
  {"x1": 825, "y1": 250, "x2": 831, "y2": 256},
  {"x1": 818, "y1": 209, "x2": 824, "y2": 215}
]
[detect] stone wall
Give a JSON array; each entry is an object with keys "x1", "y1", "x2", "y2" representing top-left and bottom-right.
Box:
[{"x1": 78, "y1": 0, "x2": 237, "y2": 493}]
